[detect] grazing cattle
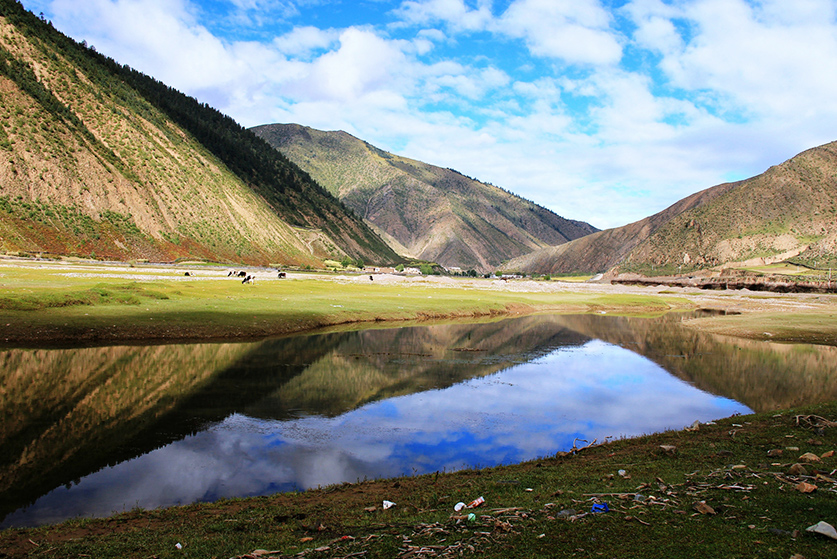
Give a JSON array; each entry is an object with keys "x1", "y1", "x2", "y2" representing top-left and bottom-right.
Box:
[
  {"x1": 238, "y1": 271, "x2": 247, "y2": 277},
  {"x1": 369, "y1": 275, "x2": 373, "y2": 281},
  {"x1": 184, "y1": 271, "x2": 191, "y2": 276},
  {"x1": 242, "y1": 275, "x2": 254, "y2": 284},
  {"x1": 277, "y1": 272, "x2": 286, "y2": 278}
]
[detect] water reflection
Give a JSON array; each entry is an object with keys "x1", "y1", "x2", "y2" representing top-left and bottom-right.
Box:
[{"x1": 2, "y1": 313, "x2": 836, "y2": 528}]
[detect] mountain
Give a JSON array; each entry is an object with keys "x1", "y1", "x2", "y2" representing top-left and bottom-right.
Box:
[
  {"x1": 506, "y1": 141, "x2": 837, "y2": 276},
  {"x1": 251, "y1": 123, "x2": 598, "y2": 272},
  {"x1": 0, "y1": 0, "x2": 398, "y2": 266}
]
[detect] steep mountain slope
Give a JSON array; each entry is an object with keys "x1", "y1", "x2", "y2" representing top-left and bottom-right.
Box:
[
  {"x1": 507, "y1": 141, "x2": 837, "y2": 275},
  {"x1": 505, "y1": 182, "x2": 739, "y2": 275},
  {"x1": 625, "y1": 141, "x2": 837, "y2": 273},
  {"x1": 252, "y1": 123, "x2": 597, "y2": 271},
  {"x1": 0, "y1": 0, "x2": 397, "y2": 265}
]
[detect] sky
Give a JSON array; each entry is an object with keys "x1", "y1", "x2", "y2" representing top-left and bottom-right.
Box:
[{"x1": 17, "y1": 0, "x2": 837, "y2": 229}]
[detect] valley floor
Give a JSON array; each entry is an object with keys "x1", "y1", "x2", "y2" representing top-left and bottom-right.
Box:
[
  {"x1": 0, "y1": 257, "x2": 836, "y2": 347},
  {"x1": 2, "y1": 258, "x2": 837, "y2": 558}
]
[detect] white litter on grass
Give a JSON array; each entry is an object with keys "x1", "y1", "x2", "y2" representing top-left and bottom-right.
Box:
[{"x1": 807, "y1": 521, "x2": 837, "y2": 540}]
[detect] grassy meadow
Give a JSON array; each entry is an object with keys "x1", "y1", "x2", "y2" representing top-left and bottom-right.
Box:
[{"x1": 0, "y1": 259, "x2": 691, "y2": 346}]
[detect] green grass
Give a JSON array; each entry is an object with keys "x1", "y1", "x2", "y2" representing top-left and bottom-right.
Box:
[
  {"x1": 0, "y1": 282, "x2": 168, "y2": 310},
  {"x1": 0, "y1": 261, "x2": 691, "y2": 346},
  {"x1": 548, "y1": 274, "x2": 595, "y2": 282}
]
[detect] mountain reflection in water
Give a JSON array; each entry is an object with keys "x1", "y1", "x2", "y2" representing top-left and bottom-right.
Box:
[{"x1": 3, "y1": 313, "x2": 836, "y2": 528}]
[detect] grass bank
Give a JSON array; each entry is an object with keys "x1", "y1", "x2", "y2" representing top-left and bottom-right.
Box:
[
  {"x1": 0, "y1": 261, "x2": 692, "y2": 346},
  {"x1": 2, "y1": 401, "x2": 837, "y2": 558}
]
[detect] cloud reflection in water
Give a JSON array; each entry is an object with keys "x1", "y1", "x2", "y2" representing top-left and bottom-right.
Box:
[{"x1": 5, "y1": 339, "x2": 749, "y2": 526}]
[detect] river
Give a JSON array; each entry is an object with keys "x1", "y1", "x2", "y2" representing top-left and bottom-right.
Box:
[{"x1": 2, "y1": 312, "x2": 836, "y2": 528}]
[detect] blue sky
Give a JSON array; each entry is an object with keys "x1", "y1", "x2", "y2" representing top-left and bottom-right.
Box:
[{"x1": 18, "y1": 0, "x2": 837, "y2": 229}]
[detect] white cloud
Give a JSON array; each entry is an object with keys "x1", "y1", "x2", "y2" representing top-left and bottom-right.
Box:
[
  {"x1": 283, "y1": 28, "x2": 410, "y2": 102},
  {"x1": 423, "y1": 64, "x2": 510, "y2": 100},
  {"x1": 625, "y1": 0, "x2": 683, "y2": 55},
  {"x1": 46, "y1": 0, "x2": 251, "y2": 91},
  {"x1": 395, "y1": 0, "x2": 494, "y2": 31},
  {"x1": 628, "y1": 0, "x2": 837, "y2": 117},
  {"x1": 498, "y1": 0, "x2": 623, "y2": 65},
  {"x1": 272, "y1": 26, "x2": 339, "y2": 58}
]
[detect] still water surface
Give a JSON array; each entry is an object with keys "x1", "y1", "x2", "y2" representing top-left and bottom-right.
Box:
[{"x1": 3, "y1": 313, "x2": 837, "y2": 527}]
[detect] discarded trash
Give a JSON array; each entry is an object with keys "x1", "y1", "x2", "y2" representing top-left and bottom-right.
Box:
[
  {"x1": 467, "y1": 496, "x2": 485, "y2": 508},
  {"x1": 467, "y1": 513, "x2": 476, "y2": 522},
  {"x1": 555, "y1": 509, "x2": 577, "y2": 518},
  {"x1": 175, "y1": 543, "x2": 183, "y2": 550},
  {"x1": 796, "y1": 481, "x2": 817, "y2": 494},
  {"x1": 591, "y1": 503, "x2": 609, "y2": 513},
  {"x1": 617, "y1": 469, "x2": 627, "y2": 477},
  {"x1": 659, "y1": 445, "x2": 676, "y2": 455},
  {"x1": 454, "y1": 502, "x2": 466, "y2": 512},
  {"x1": 382, "y1": 500, "x2": 396, "y2": 510},
  {"x1": 807, "y1": 521, "x2": 837, "y2": 540}
]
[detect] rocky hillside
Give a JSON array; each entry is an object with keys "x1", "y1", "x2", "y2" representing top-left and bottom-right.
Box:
[
  {"x1": 506, "y1": 141, "x2": 837, "y2": 276},
  {"x1": 252, "y1": 124, "x2": 597, "y2": 272},
  {"x1": 0, "y1": 0, "x2": 398, "y2": 266}
]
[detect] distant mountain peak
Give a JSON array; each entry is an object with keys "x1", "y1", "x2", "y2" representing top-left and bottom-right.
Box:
[{"x1": 252, "y1": 123, "x2": 598, "y2": 272}]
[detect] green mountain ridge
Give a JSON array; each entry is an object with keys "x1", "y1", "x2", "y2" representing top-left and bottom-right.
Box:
[
  {"x1": 0, "y1": 0, "x2": 398, "y2": 266},
  {"x1": 506, "y1": 141, "x2": 837, "y2": 276},
  {"x1": 252, "y1": 123, "x2": 598, "y2": 272}
]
